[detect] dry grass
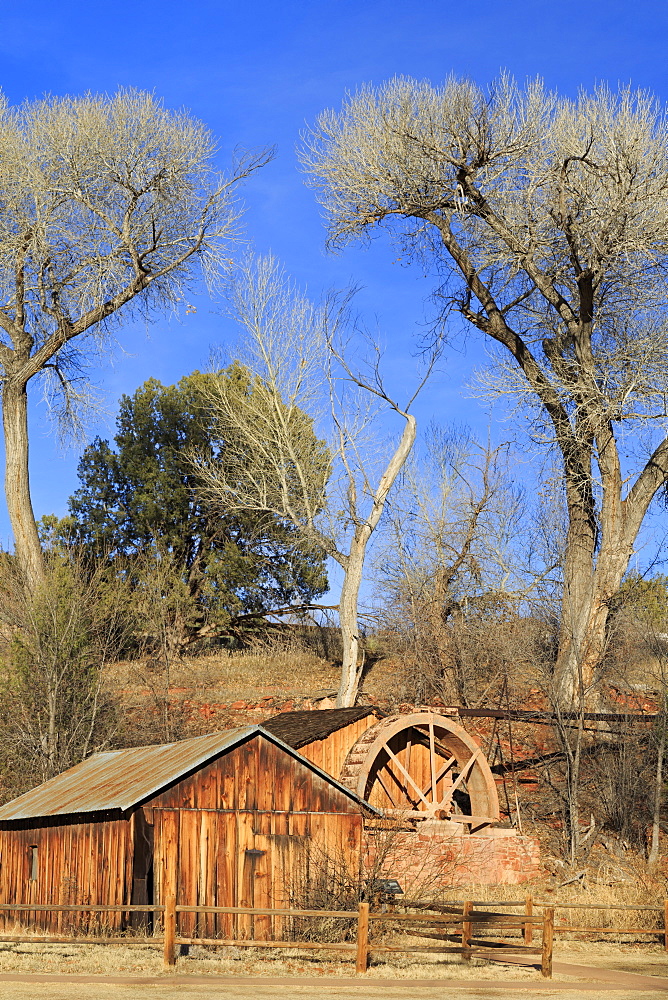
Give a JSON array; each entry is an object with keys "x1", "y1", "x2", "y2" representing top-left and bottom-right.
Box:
[
  {"x1": 440, "y1": 872, "x2": 665, "y2": 908},
  {"x1": 359, "y1": 658, "x2": 405, "y2": 704},
  {"x1": 0, "y1": 937, "x2": 665, "y2": 982},
  {"x1": 106, "y1": 644, "x2": 340, "y2": 707},
  {"x1": 0, "y1": 939, "x2": 554, "y2": 980},
  {"x1": 102, "y1": 642, "x2": 342, "y2": 746},
  {"x1": 104, "y1": 638, "x2": 407, "y2": 720}
]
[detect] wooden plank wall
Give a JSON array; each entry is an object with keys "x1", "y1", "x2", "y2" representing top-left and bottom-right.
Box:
[
  {"x1": 149, "y1": 735, "x2": 364, "y2": 938},
  {"x1": 147, "y1": 735, "x2": 364, "y2": 815},
  {"x1": 0, "y1": 814, "x2": 131, "y2": 931},
  {"x1": 151, "y1": 805, "x2": 361, "y2": 939},
  {"x1": 297, "y1": 716, "x2": 379, "y2": 780}
]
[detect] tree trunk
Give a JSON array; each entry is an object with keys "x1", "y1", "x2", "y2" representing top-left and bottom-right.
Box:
[
  {"x1": 336, "y1": 535, "x2": 365, "y2": 707},
  {"x1": 45, "y1": 668, "x2": 59, "y2": 780},
  {"x1": 2, "y1": 380, "x2": 44, "y2": 590},
  {"x1": 335, "y1": 413, "x2": 417, "y2": 708},
  {"x1": 555, "y1": 585, "x2": 609, "y2": 705},
  {"x1": 649, "y1": 705, "x2": 666, "y2": 867},
  {"x1": 566, "y1": 715, "x2": 584, "y2": 866},
  {"x1": 554, "y1": 486, "x2": 635, "y2": 705}
]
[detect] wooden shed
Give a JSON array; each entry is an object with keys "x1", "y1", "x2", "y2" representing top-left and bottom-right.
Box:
[{"x1": 0, "y1": 726, "x2": 374, "y2": 934}]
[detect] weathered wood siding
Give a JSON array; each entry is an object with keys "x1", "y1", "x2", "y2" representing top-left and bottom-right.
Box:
[
  {"x1": 296, "y1": 716, "x2": 378, "y2": 780},
  {"x1": 147, "y1": 735, "x2": 364, "y2": 937},
  {"x1": 0, "y1": 812, "x2": 131, "y2": 931}
]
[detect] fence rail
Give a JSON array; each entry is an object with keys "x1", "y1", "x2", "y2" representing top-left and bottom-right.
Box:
[
  {"x1": 0, "y1": 903, "x2": 166, "y2": 913},
  {"x1": 436, "y1": 896, "x2": 668, "y2": 951},
  {"x1": 0, "y1": 898, "x2": 555, "y2": 978},
  {"x1": 0, "y1": 894, "x2": 665, "y2": 977},
  {"x1": 531, "y1": 896, "x2": 668, "y2": 949}
]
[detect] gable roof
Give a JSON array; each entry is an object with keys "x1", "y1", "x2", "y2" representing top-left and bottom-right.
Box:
[
  {"x1": 261, "y1": 707, "x2": 381, "y2": 749},
  {"x1": 0, "y1": 726, "x2": 380, "y2": 822}
]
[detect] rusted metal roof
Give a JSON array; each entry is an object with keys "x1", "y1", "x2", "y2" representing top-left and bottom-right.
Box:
[
  {"x1": 261, "y1": 707, "x2": 382, "y2": 749},
  {"x1": 0, "y1": 725, "x2": 380, "y2": 822}
]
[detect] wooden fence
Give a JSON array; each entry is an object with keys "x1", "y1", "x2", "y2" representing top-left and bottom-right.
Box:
[
  {"x1": 0, "y1": 899, "x2": 554, "y2": 978},
  {"x1": 443, "y1": 896, "x2": 668, "y2": 950},
  {"x1": 0, "y1": 896, "x2": 665, "y2": 978},
  {"x1": 532, "y1": 897, "x2": 668, "y2": 949}
]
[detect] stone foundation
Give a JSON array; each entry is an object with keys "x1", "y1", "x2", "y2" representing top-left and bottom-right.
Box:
[{"x1": 365, "y1": 821, "x2": 542, "y2": 889}]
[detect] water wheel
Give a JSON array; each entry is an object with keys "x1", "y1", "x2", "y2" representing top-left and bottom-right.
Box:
[{"x1": 339, "y1": 711, "x2": 500, "y2": 828}]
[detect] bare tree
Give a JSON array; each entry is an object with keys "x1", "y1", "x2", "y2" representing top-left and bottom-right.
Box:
[
  {"x1": 195, "y1": 255, "x2": 433, "y2": 706},
  {"x1": 0, "y1": 548, "x2": 134, "y2": 792},
  {"x1": 606, "y1": 575, "x2": 668, "y2": 863},
  {"x1": 303, "y1": 76, "x2": 668, "y2": 704},
  {"x1": 0, "y1": 89, "x2": 270, "y2": 588},
  {"x1": 377, "y1": 429, "x2": 535, "y2": 705}
]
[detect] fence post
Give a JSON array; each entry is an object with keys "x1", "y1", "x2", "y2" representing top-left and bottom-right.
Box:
[
  {"x1": 462, "y1": 900, "x2": 472, "y2": 961},
  {"x1": 356, "y1": 901, "x2": 370, "y2": 973},
  {"x1": 163, "y1": 893, "x2": 177, "y2": 968},
  {"x1": 523, "y1": 893, "x2": 533, "y2": 946},
  {"x1": 664, "y1": 899, "x2": 668, "y2": 953},
  {"x1": 541, "y1": 906, "x2": 553, "y2": 979}
]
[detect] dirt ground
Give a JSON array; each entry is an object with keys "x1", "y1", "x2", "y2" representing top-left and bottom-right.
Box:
[
  {"x1": 0, "y1": 975, "x2": 663, "y2": 1000},
  {"x1": 0, "y1": 942, "x2": 665, "y2": 999}
]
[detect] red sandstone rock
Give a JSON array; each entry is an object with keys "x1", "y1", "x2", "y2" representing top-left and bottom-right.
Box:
[{"x1": 366, "y1": 827, "x2": 542, "y2": 887}]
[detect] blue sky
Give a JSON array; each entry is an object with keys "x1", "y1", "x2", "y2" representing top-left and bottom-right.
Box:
[{"x1": 0, "y1": 0, "x2": 667, "y2": 554}]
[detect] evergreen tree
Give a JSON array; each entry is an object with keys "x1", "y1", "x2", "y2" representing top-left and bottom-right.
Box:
[{"x1": 64, "y1": 368, "x2": 329, "y2": 646}]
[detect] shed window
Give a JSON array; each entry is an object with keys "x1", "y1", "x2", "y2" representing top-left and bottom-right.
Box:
[{"x1": 29, "y1": 845, "x2": 38, "y2": 882}]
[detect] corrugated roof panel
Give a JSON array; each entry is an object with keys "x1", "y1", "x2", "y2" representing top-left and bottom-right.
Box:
[
  {"x1": 0, "y1": 727, "x2": 256, "y2": 821},
  {"x1": 0, "y1": 724, "x2": 381, "y2": 822}
]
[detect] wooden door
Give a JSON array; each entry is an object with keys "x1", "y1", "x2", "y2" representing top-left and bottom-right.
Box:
[{"x1": 130, "y1": 808, "x2": 154, "y2": 930}]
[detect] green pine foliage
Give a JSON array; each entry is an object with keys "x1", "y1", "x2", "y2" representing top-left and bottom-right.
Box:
[
  {"x1": 60, "y1": 367, "x2": 329, "y2": 649},
  {"x1": 612, "y1": 574, "x2": 668, "y2": 631}
]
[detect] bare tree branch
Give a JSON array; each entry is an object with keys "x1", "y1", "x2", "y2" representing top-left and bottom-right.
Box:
[
  {"x1": 303, "y1": 74, "x2": 668, "y2": 703},
  {"x1": 0, "y1": 89, "x2": 270, "y2": 587},
  {"x1": 194, "y1": 255, "x2": 433, "y2": 705}
]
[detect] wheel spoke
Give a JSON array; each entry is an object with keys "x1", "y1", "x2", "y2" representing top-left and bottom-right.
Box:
[
  {"x1": 381, "y1": 742, "x2": 433, "y2": 809},
  {"x1": 429, "y1": 723, "x2": 437, "y2": 804},
  {"x1": 438, "y1": 750, "x2": 481, "y2": 808},
  {"x1": 420, "y1": 754, "x2": 456, "y2": 801}
]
